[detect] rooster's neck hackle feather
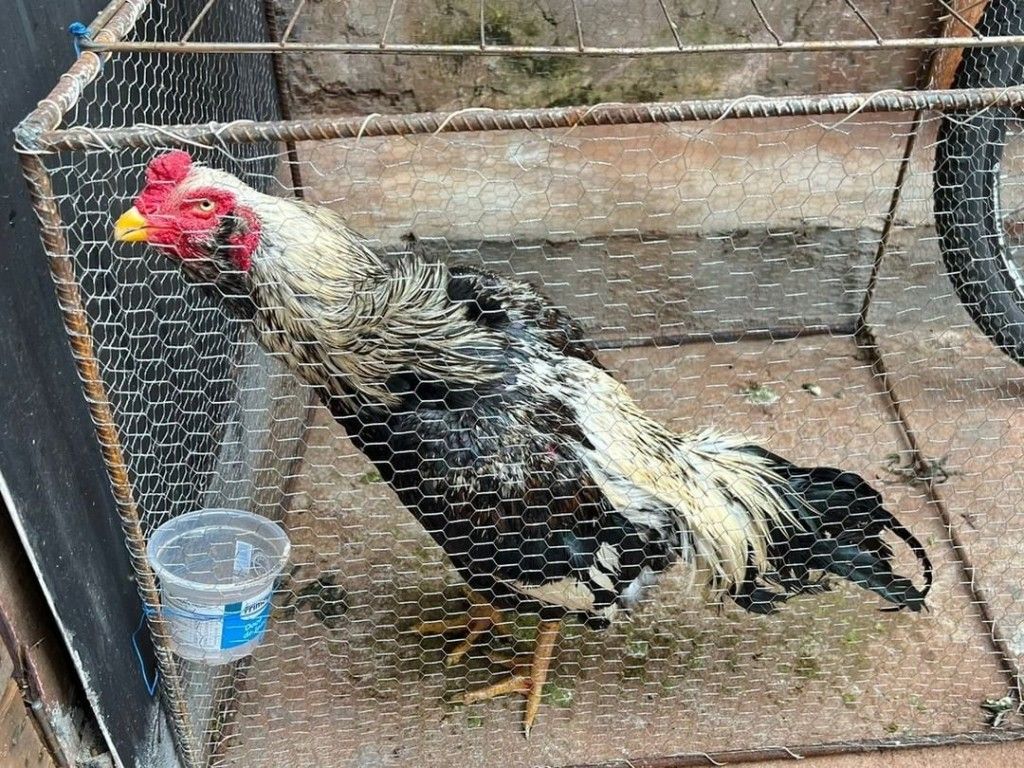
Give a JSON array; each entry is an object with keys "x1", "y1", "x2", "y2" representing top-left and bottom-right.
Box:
[{"x1": 242, "y1": 193, "x2": 505, "y2": 407}]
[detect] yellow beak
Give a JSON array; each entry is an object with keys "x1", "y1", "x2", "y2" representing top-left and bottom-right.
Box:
[{"x1": 113, "y1": 206, "x2": 150, "y2": 243}]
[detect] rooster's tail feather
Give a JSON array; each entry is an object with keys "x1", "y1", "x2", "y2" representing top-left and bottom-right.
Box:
[{"x1": 729, "y1": 448, "x2": 933, "y2": 614}]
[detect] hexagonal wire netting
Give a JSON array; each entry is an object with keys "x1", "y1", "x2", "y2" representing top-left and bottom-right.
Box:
[{"x1": 15, "y1": 0, "x2": 1024, "y2": 766}]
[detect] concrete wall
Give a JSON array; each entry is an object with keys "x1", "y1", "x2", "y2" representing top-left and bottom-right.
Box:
[
  {"x1": 270, "y1": 0, "x2": 1020, "y2": 339},
  {"x1": 273, "y1": 0, "x2": 935, "y2": 115},
  {"x1": 294, "y1": 112, "x2": 1024, "y2": 339}
]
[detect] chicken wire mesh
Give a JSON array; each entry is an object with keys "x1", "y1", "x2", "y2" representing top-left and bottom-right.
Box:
[{"x1": 14, "y1": 0, "x2": 1024, "y2": 767}]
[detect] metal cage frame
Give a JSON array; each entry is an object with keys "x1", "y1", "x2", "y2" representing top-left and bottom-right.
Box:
[{"x1": 13, "y1": 0, "x2": 1024, "y2": 766}]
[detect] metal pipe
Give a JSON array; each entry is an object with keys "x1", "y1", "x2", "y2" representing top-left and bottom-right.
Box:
[
  {"x1": 13, "y1": 0, "x2": 149, "y2": 145},
  {"x1": 35, "y1": 86, "x2": 1024, "y2": 151},
  {"x1": 14, "y1": 150, "x2": 203, "y2": 768},
  {"x1": 75, "y1": 33, "x2": 1024, "y2": 55},
  {"x1": 262, "y1": 0, "x2": 305, "y2": 198},
  {"x1": 567, "y1": 729, "x2": 1024, "y2": 767}
]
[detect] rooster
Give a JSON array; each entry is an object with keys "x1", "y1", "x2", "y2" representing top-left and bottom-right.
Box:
[{"x1": 114, "y1": 151, "x2": 932, "y2": 735}]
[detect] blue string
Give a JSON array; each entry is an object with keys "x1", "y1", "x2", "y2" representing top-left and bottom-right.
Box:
[
  {"x1": 67, "y1": 22, "x2": 91, "y2": 57},
  {"x1": 67, "y1": 21, "x2": 105, "y2": 72},
  {"x1": 131, "y1": 608, "x2": 160, "y2": 697},
  {"x1": 133, "y1": 602, "x2": 233, "y2": 696}
]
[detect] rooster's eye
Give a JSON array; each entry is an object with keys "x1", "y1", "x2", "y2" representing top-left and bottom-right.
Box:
[{"x1": 195, "y1": 199, "x2": 216, "y2": 214}]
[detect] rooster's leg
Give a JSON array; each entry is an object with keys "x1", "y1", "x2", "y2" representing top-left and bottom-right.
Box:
[
  {"x1": 459, "y1": 619, "x2": 561, "y2": 738},
  {"x1": 414, "y1": 587, "x2": 511, "y2": 667}
]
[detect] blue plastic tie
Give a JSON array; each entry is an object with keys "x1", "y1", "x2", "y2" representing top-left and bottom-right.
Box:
[
  {"x1": 132, "y1": 608, "x2": 160, "y2": 697},
  {"x1": 68, "y1": 22, "x2": 91, "y2": 58}
]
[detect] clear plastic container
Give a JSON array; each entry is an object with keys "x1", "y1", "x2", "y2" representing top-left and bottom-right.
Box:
[{"x1": 146, "y1": 508, "x2": 290, "y2": 664}]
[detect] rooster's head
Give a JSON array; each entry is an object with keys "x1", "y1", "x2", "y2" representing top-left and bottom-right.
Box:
[{"x1": 113, "y1": 151, "x2": 261, "y2": 273}]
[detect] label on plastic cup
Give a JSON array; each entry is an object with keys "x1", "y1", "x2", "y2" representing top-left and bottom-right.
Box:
[
  {"x1": 221, "y1": 593, "x2": 272, "y2": 649},
  {"x1": 168, "y1": 587, "x2": 273, "y2": 655}
]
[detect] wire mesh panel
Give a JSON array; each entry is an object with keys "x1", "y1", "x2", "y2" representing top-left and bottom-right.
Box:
[
  {"x1": 15, "y1": 1, "x2": 1024, "y2": 767},
  {"x1": 198, "y1": 116, "x2": 1020, "y2": 768}
]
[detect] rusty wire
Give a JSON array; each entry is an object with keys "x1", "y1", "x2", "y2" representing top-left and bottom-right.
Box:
[
  {"x1": 748, "y1": 0, "x2": 784, "y2": 46},
  {"x1": 180, "y1": 0, "x2": 221, "y2": 43},
  {"x1": 843, "y1": 0, "x2": 884, "y2": 44}
]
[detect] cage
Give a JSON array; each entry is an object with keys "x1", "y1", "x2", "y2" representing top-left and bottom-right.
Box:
[{"x1": 13, "y1": 0, "x2": 1024, "y2": 766}]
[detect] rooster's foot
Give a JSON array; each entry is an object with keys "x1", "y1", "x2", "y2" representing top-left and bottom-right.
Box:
[
  {"x1": 414, "y1": 588, "x2": 512, "y2": 667},
  {"x1": 455, "y1": 619, "x2": 561, "y2": 738}
]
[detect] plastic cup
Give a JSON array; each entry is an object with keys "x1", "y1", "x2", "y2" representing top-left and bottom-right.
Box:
[{"x1": 146, "y1": 508, "x2": 290, "y2": 664}]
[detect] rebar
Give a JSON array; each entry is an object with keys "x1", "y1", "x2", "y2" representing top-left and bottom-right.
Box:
[
  {"x1": 37, "y1": 87, "x2": 1024, "y2": 152},
  {"x1": 15, "y1": 150, "x2": 202, "y2": 768}
]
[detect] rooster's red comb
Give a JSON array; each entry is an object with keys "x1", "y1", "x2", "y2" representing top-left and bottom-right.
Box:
[
  {"x1": 146, "y1": 150, "x2": 193, "y2": 184},
  {"x1": 136, "y1": 151, "x2": 194, "y2": 213}
]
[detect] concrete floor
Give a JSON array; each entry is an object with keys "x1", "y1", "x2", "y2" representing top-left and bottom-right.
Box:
[{"x1": 211, "y1": 331, "x2": 1023, "y2": 768}]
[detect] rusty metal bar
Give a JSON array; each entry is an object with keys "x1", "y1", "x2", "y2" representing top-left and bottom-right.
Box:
[
  {"x1": 568, "y1": 729, "x2": 1024, "y2": 768},
  {"x1": 14, "y1": 150, "x2": 203, "y2": 768},
  {"x1": 14, "y1": 0, "x2": 149, "y2": 144},
  {"x1": 590, "y1": 322, "x2": 856, "y2": 352},
  {"x1": 75, "y1": 33, "x2": 1024, "y2": 55},
  {"x1": 263, "y1": 0, "x2": 305, "y2": 199},
  {"x1": 569, "y1": 0, "x2": 585, "y2": 50},
  {"x1": 656, "y1": 0, "x2": 684, "y2": 49},
  {"x1": 938, "y1": 0, "x2": 985, "y2": 38},
  {"x1": 281, "y1": 0, "x2": 307, "y2": 44},
  {"x1": 857, "y1": 324, "x2": 1024, "y2": 704},
  {"x1": 180, "y1": 0, "x2": 220, "y2": 43},
  {"x1": 852, "y1": 12, "x2": 1022, "y2": 716},
  {"x1": 933, "y1": 0, "x2": 993, "y2": 89},
  {"x1": 856, "y1": 114, "x2": 925, "y2": 332},
  {"x1": 36, "y1": 87, "x2": 1024, "y2": 151},
  {"x1": 380, "y1": 0, "x2": 399, "y2": 47},
  {"x1": 850, "y1": 10, "x2": 1024, "y2": 706},
  {"x1": 948, "y1": 0, "x2": 994, "y2": 17},
  {"x1": 12, "y1": 1, "x2": 207, "y2": 766},
  {"x1": 89, "y1": 0, "x2": 131, "y2": 35},
  {"x1": 843, "y1": 0, "x2": 883, "y2": 44},
  {"x1": 749, "y1": 0, "x2": 784, "y2": 45}
]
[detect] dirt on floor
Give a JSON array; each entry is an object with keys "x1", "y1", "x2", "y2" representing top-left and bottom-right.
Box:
[{"x1": 209, "y1": 333, "x2": 1020, "y2": 768}]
